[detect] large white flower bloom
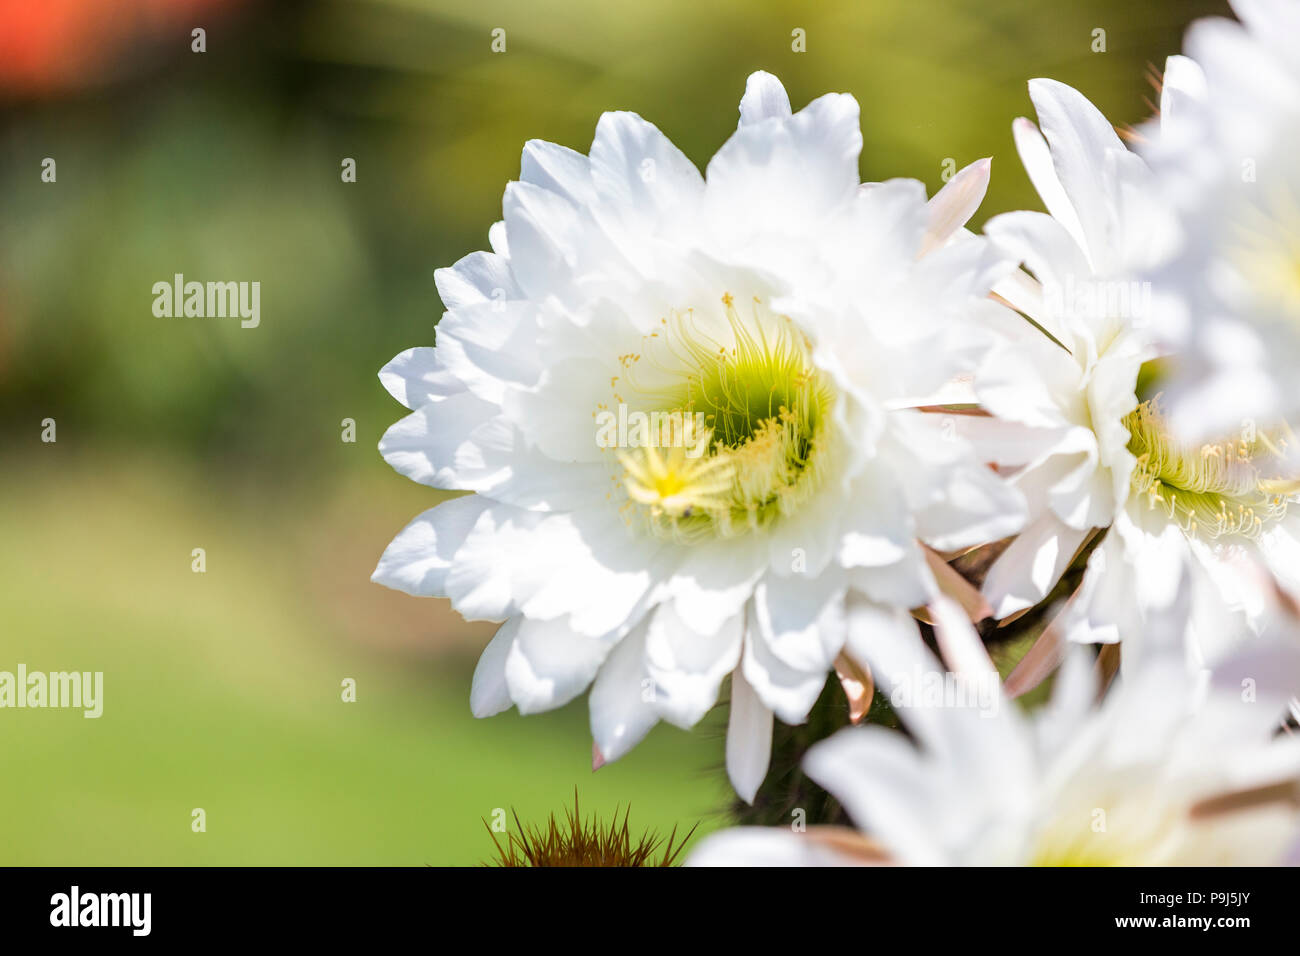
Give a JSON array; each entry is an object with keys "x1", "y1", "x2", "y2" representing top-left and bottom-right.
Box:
[
  {"x1": 372, "y1": 72, "x2": 1026, "y2": 800},
  {"x1": 969, "y1": 77, "x2": 1300, "y2": 671},
  {"x1": 1140, "y1": 0, "x2": 1300, "y2": 440},
  {"x1": 688, "y1": 594, "x2": 1300, "y2": 866}
]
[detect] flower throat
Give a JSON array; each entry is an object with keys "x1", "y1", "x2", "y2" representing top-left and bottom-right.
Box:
[
  {"x1": 1126, "y1": 398, "x2": 1297, "y2": 540},
  {"x1": 614, "y1": 294, "x2": 834, "y2": 541}
]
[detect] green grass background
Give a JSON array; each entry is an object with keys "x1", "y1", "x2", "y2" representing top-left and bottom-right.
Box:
[{"x1": 0, "y1": 454, "x2": 727, "y2": 864}]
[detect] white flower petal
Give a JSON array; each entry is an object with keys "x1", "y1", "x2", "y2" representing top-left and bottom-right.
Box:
[
  {"x1": 928, "y1": 594, "x2": 998, "y2": 678},
  {"x1": 500, "y1": 180, "x2": 589, "y2": 302},
  {"x1": 1010, "y1": 116, "x2": 1087, "y2": 254},
  {"x1": 520, "y1": 139, "x2": 595, "y2": 207},
  {"x1": 434, "y1": 300, "x2": 543, "y2": 404},
  {"x1": 1157, "y1": 55, "x2": 1208, "y2": 143},
  {"x1": 843, "y1": 595, "x2": 921, "y2": 672},
  {"x1": 371, "y1": 495, "x2": 490, "y2": 597},
  {"x1": 911, "y1": 458, "x2": 1027, "y2": 553},
  {"x1": 742, "y1": 603, "x2": 831, "y2": 725},
  {"x1": 645, "y1": 603, "x2": 743, "y2": 728},
  {"x1": 921, "y1": 157, "x2": 991, "y2": 255},
  {"x1": 504, "y1": 615, "x2": 612, "y2": 714},
  {"x1": 950, "y1": 414, "x2": 1058, "y2": 468},
  {"x1": 440, "y1": 504, "x2": 554, "y2": 621},
  {"x1": 726, "y1": 665, "x2": 773, "y2": 804},
  {"x1": 520, "y1": 509, "x2": 664, "y2": 638},
  {"x1": 666, "y1": 539, "x2": 767, "y2": 636},
  {"x1": 705, "y1": 91, "x2": 862, "y2": 244},
  {"x1": 377, "y1": 391, "x2": 500, "y2": 490},
  {"x1": 1057, "y1": 533, "x2": 1131, "y2": 646},
  {"x1": 588, "y1": 110, "x2": 704, "y2": 242},
  {"x1": 1026, "y1": 77, "x2": 1127, "y2": 271},
  {"x1": 834, "y1": 459, "x2": 912, "y2": 569},
  {"x1": 737, "y1": 71, "x2": 792, "y2": 127},
  {"x1": 379, "y1": 392, "x2": 612, "y2": 511},
  {"x1": 471, "y1": 618, "x2": 519, "y2": 718},
  {"x1": 379, "y1": 347, "x2": 465, "y2": 409},
  {"x1": 501, "y1": 354, "x2": 615, "y2": 463},
  {"x1": 803, "y1": 728, "x2": 950, "y2": 865},
  {"x1": 982, "y1": 513, "x2": 1090, "y2": 620},
  {"x1": 487, "y1": 220, "x2": 509, "y2": 257},
  {"x1": 753, "y1": 573, "x2": 848, "y2": 672},
  {"x1": 984, "y1": 210, "x2": 1092, "y2": 325},
  {"x1": 444, "y1": 503, "x2": 663, "y2": 637},
  {"x1": 974, "y1": 336, "x2": 1082, "y2": 430},
  {"x1": 434, "y1": 249, "x2": 520, "y2": 311},
  {"x1": 589, "y1": 620, "x2": 659, "y2": 761},
  {"x1": 848, "y1": 548, "x2": 934, "y2": 610}
]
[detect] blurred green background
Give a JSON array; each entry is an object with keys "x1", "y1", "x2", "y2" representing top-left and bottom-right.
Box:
[{"x1": 0, "y1": 0, "x2": 1228, "y2": 864}]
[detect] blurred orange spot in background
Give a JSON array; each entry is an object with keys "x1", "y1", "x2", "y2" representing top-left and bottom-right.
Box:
[{"x1": 0, "y1": 0, "x2": 242, "y2": 96}]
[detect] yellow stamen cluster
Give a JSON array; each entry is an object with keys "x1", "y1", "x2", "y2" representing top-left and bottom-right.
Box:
[
  {"x1": 1126, "y1": 398, "x2": 1296, "y2": 540},
  {"x1": 618, "y1": 439, "x2": 733, "y2": 519},
  {"x1": 611, "y1": 294, "x2": 834, "y2": 541}
]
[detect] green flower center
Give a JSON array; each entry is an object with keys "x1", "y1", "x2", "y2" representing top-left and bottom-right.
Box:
[
  {"x1": 612, "y1": 294, "x2": 834, "y2": 541},
  {"x1": 1125, "y1": 399, "x2": 1295, "y2": 540}
]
